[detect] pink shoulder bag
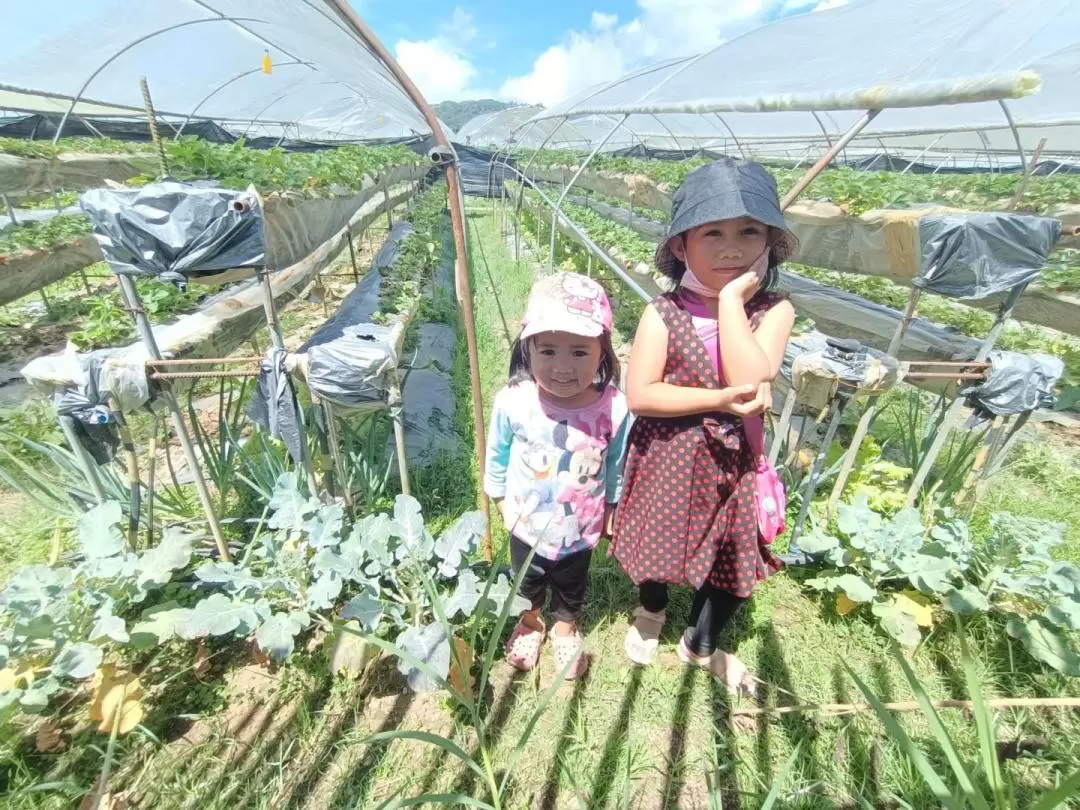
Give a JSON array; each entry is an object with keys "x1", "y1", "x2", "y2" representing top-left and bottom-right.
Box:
[{"x1": 743, "y1": 416, "x2": 786, "y2": 544}]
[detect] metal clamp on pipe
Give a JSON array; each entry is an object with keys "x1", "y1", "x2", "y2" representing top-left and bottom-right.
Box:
[{"x1": 427, "y1": 144, "x2": 456, "y2": 166}]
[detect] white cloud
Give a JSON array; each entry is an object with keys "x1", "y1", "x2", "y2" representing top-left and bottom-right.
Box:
[
  {"x1": 499, "y1": 0, "x2": 776, "y2": 106},
  {"x1": 393, "y1": 7, "x2": 494, "y2": 102},
  {"x1": 591, "y1": 11, "x2": 618, "y2": 30}
]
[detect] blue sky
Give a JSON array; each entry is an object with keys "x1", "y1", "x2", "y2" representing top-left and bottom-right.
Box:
[{"x1": 358, "y1": 0, "x2": 847, "y2": 105}]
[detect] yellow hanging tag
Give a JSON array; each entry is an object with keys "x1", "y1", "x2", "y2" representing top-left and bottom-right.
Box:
[{"x1": 262, "y1": 51, "x2": 272, "y2": 74}]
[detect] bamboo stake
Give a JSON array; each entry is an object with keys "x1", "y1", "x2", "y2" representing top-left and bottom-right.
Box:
[
  {"x1": 732, "y1": 696, "x2": 1080, "y2": 718},
  {"x1": 139, "y1": 77, "x2": 169, "y2": 178},
  {"x1": 1007, "y1": 137, "x2": 1047, "y2": 212}
]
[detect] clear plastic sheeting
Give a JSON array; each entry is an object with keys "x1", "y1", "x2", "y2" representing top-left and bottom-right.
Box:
[
  {"x1": 456, "y1": 106, "x2": 543, "y2": 148},
  {"x1": 306, "y1": 325, "x2": 399, "y2": 413},
  {"x1": 516, "y1": 0, "x2": 1080, "y2": 160},
  {"x1": 916, "y1": 212, "x2": 1061, "y2": 299},
  {"x1": 961, "y1": 351, "x2": 1064, "y2": 419},
  {"x1": 0, "y1": 1, "x2": 437, "y2": 143},
  {"x1": 22, "y1": 344, "x2": 152, "y2": 463},
  {"x1": 80, "y1": 182, "x2": 265, "y2": 287}
]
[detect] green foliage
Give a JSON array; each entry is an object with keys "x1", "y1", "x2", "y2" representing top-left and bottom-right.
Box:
[
  {"x1": 825, "y1": 435, "x2": 912, "y2": 514},
  {"x1": 0, "y1": 501, "x2": 198, "y2": 714},
  {"x1": 0, "y1": 215, "x2": 91, "y2": 258},
  {"x1": 847, "y1": 641, "x2": 1080, "y2": 809},
  {"x1": 377, "y1": 182, "x2": 449, "y2": 320},
  {"x1": 802, "y1": 495, "x2": 972, "y2": 646},
  {"x1": 803, "y1": 495, "x2": 1080, "y2": 672},
  {"x1": 0, "y1": 137, "x2": 148, "y2": 159},
  {"x1": 158, "y1": 137, "x2": 420, "y2": 194}
]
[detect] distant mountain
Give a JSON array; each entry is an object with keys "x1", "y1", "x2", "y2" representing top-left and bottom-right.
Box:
[{"x1": 433, "y1": 99, "x2": 516, "y2": 132}]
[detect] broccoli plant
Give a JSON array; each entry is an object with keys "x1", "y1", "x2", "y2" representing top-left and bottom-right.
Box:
[
  {"x1": 799, "y1": 494, "x2": 973, "y2": 646},
  {"x1": 137, "y1": 474, "x2": 525, "y2": 690},
  {"x1": 0, "y1": 501, "x2": 197, "y2": 715}
]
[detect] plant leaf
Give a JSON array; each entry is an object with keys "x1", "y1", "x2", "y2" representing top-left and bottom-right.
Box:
[
  {"x1": 942, "y1": 586, "x2": 990, "y2": 616},
  {"x1": 267, "y1": 473, "x2": 317, "y2": 532},
  {"x1": 51, "y1": 643, "x2": 102, "y2": 680},
  {"x1": 836, "y1": 593, "x2": 858, "y2": 616},
  {"x1": 340, "y1": 589, "x2": 383, "y2": 632},
  {"x1": 78, "y1": 501, "x2": 125, "y2": 559},
  {"x1": 798, "y1": 530, "x2": 840, "y2": 555},
  {"x1": 1044, "y1": 597, "x2": 1080, "y2": 632},
  {"x1": 179, "y1": 593, "x2": 266, "y2": 640},
  {"x1": 90, "y1": 610, "x2": 129, "y2": 644},
  {"x1": 129, "y1": 601, "x2": 190, "y2": 648},
  {"x1": 433, "y1": 512, "x2": 485, "y2": 578},
  {"x1": 872, "y1": 600, "x2": 922, "y2": 647},
  {"x1": 19, "y1": 677, "x2": 60, "y2": 714},
  {"x1": 396, "y1": 622, "x2": 450, "y2": 692},
  {"x1": 837, "y1": 574, "x2": 876, "y2": 603},
  {"x1": 307, "y1": 573, "x2": 343, "y2": 611},
  {"x1": 304, "y1": 504, "x2": 344, "y2": 549},
  {"x1": 136, "y1": 527, "x2": 195, "y2": 589},
  {"x1": 896, "y1": 591, "x2": 934, "y2": 628},
  {"x1": 393, "y1": 494, "x2": 434, "y2": 560},
  {"x1": 445, "y1": 569, "x2": 482, "y2": 619},
  {"x1": 330, "y1": 621, "x2": 376, "y2": 677},
  {"x1": 1006, "y1": 616, "x2": 1080, "y2": 675},
  {"x1": 255, "y1": 612, "x2": 306, "y2": 661}
]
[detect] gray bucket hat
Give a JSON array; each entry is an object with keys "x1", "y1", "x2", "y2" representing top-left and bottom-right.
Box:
[{"x1": 655, "y1": 159, "x2": 798, "y2": 277}]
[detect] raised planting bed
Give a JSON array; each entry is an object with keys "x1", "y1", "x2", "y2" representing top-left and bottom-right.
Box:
[
  {"x1": 20, "y1": 179, "x2": 420, "y2": 393},
  {"x1": 529, "y1": 166, "x2": 1080, "y2": 338}
]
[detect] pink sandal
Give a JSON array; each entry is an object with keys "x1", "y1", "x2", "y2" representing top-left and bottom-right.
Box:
[
  {"x1": 552, "y1": 631, "x2": 588, "y2": 680},
  {"x1": 505, "y1": 618, "x2": 545, "y2": 671}
]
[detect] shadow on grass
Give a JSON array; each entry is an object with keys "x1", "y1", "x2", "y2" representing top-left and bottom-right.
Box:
[
  {"x1": 586, "y1": 666, "x2": 644, "y2": 809},
  {"x1": 539, "y1": 676, "x2": 588, "y2": 810}
]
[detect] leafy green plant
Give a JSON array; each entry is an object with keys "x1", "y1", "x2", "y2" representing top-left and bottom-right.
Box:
[
  {"x1": 0, "y1": 501, "x2": 199, "y2": 715},
  {"x1": 0, "y1": 215, "x2": 91, "y2": 259},
  {"x1": 846, "y1": 641, "x2": 1080, "y2": 809},
  {"x1": 141, "y1": 476, "x2": 523, "y2": 683},
  {"x1": 376, "y1": 182, "x2": 449, "y2": 321},
  {"x1": 341, "y1": 538, "x2": 575, "y2": 809},
  {"x1": 800, "y1": 495, "x2": 972, "y2": 646},
  {"x1": 950, "y1": 513, "x2": 1080, "y2": 676},
  {"x1": 824, "y1": 435, "x2": 912, "y2": 514}
]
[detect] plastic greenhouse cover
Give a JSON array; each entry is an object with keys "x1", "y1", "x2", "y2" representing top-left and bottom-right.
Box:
[
  {"x1": 915, "y1": 212, "x2": 1061, "y2": 299},
  {"x1": 519, "y1": 0, "x2": 1080, "y2": 154},
  {"x1": 961, "y1": 350, "x2": 1064, "y2": 418},
  {"x1": 79, "y1": 182, "x2": 266, "y2": 287},
  {"x1": 0, "y1": 0, "x2": 439, "y2": 142}
]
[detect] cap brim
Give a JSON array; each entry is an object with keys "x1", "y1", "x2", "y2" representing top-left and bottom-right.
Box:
[{"x1": 520, "y1": 319, "x2": 605, "y2": 340}]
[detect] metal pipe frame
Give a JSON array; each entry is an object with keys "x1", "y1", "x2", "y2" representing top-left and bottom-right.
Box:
[
  {"x1": 780, "y1": 110, "x2": 881, "y2": 210},
  {"x1": 174, "y1": 62, "x2": 304, "y2": 139},
  {"x1": 548, "y1": 115, "x2": 629, "y2": 271},
  {"x1": 115, "y1": 275, "x2": 230, "y2": 560},
  {"x1": 326, "y1": 0, "x2": 492, "y2": 555},
  {"x1": 513, "y1": 170, "x2": 651, "y2": 302},
  {"x1": 51, "y1": 16, "x2": 265, "y2": 144}
]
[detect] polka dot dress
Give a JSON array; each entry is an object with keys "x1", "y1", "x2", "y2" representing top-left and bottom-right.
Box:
[{"x1": 610, "y1": 292, "x2": 784, "y2": 598}]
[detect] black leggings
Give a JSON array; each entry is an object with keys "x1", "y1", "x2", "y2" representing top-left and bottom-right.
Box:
[{"x1": 639, "y1": 581, "x2": 747, "y2": 656}]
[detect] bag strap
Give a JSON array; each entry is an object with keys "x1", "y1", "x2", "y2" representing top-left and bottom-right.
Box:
[{"x1": 743, "y1": 414, "x2": 767, "y2": 458}]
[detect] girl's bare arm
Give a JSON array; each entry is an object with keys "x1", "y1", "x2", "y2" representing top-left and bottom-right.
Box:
[{"x1": 716, "y1": 297, "x2": 795, "y2": 387}]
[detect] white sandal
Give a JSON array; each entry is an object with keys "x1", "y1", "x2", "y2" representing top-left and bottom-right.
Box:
[
  {"x1": 552, "y1": 631, "x2": 588, "y2": 679},
  {"x1": 624, "y1": 607, "x2": 666, "y2": 666},
  {"x1": 677, "y1": 636, "x2": 755, "y2": 697}
]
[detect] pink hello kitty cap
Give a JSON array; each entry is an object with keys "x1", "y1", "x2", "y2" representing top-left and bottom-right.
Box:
[{"x1": 520, "y1": 272, "x2": 613, "y2": 340}]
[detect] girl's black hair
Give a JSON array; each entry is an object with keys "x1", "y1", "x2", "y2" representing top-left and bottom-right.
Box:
[
  {"x1": 656, "y1": 227, "x2": 785, "y2": 293},
  {"x1": 508, "y1": 331, "x2": 620, "y2": 390}
]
